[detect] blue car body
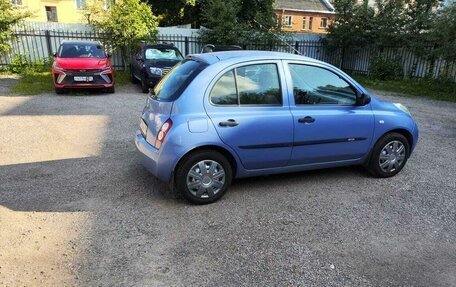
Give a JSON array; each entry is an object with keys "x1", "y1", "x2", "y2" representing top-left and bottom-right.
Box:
[{"x1": 135, "y1": 51, "x2": 418, "y2": 186}]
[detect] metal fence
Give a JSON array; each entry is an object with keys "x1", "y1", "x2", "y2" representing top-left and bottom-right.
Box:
[
  {"x1": 0, "y1": 30, "x2": 204, "y2": 69},
  {"x1": 1, "y1": 28, "x2": 455, "y2": 81}
]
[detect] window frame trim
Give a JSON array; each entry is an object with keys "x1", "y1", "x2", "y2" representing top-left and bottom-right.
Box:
[
  {"x1": 319, "y1": 17, "x2": 328, "y2": 29},
  {"x1": 75, "y1": 0, "x2": 86, "y2": 10},
  {"x1": 208, "y1": 60, "x2": 287, "y2": 108},
  {"x1": 284, "y1": 60, "x2": 364, "y2": 107},
  {"x1": 283, "y1": 15, "x2": 293, "y2": 27},
  {"x1": 301, "y1": 16, "x2": 307, "y2": 30}
]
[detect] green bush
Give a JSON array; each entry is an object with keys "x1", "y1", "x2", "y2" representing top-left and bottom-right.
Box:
[
  {"x1": 7, "y1": 55, "x2": 53, "y2": 74},
  {"x1": 28, "y1": 56, "x2": 54, "y2": 73},
  {"x1": 369, "y1": 54, "x2": 403, "y2": 80},
  {"x1": 8, "y1": 54, "x2": 29, "y2": 73}
]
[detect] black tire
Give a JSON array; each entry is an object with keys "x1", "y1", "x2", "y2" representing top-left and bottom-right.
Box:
[
  {"x1": 55, "y1": 87, "x2": 65, "y2": 95},
  {"x1": 140, "y1": 74, "x2": 149, "y2": 93},
  {"x1": 367, "y1": 132, "x2": 410, "y2": 178},
  {"x1": 106, "y1": 86, "x2": 115, "y2": 93},
  {"x1": 130, "y1": 68, "x2": 139, "y2": 84},
  {"x1": 175, "y1": 150, "x2": 233, "y2": 204}
]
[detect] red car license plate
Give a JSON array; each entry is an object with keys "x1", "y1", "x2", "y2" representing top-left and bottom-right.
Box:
[{"x1": 74, "y1": 76, "x2": 93, "y2": 82}]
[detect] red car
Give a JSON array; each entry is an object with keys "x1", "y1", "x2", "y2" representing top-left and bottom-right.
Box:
[{"x1": 52, "y1": 40, "x2": 115, "y2": 94}]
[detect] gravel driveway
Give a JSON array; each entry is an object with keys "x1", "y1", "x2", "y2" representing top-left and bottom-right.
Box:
[{"x1": 1, "y1": 83, "x2": 455, "y2": 286}]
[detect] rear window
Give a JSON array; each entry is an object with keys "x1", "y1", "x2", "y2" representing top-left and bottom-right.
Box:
[
  {"x1": 152, "y1": 59, "x2": 207, "y2": 101},
  {"x1": 58, "y1": 43, "x2": 106, "y2": 58}
]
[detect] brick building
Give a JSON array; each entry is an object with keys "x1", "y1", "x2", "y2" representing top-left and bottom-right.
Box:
[{"x1": 275, "y1": 0, "x2": 335, "y2": 34}]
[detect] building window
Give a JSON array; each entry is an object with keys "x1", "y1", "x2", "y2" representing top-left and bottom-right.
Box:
[
  {"x1": 76, "y1": 0, "x2": 86, "y2": 10},
  {"x1": 45, "y1": 6, "x2": 58, "y2": 22},
  {"x1": 284, "y1": 15, "x2": 292, "y2": 27},
  {"x1": 302, "y1": 17, "x2": 307, "y2": 30},
  {"x1": 309, "y1": 17, "x2": 313, "y2": 30},
  {"x1": 11, "y1": 0, "x2": 22, "y2": 5},
  {"x1": 320, "y1": 17, "x2": 328, "y2": 28}
]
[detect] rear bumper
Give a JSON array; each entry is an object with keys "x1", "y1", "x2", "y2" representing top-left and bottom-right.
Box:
[{"x1": 135, "y1": 129, "x2": 172, "y2": 183}]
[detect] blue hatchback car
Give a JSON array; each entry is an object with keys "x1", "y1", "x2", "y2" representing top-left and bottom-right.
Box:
[{"x1": 135, "y1": 51, "x2": 418, "y2": 204}]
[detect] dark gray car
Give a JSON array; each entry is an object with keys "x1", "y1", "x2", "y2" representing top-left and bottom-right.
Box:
[{"x1": 130, "y1": 43, "x2": 184, "y2": 93}]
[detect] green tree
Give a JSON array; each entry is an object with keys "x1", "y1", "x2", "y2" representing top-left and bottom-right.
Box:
[
  {"x1": 372, "y1": 0, "x2": 408, "y2": 47},
  {"x1": 324, "y1": 0, "x2": 375, "y2": 48},
  {"x1": 0, "y1": 0, "x2": 30, "y2": 54},
  {"x1": 432, "y1": 1, "x2": 456, "y2": 62},
  {"x1": 403, "y1": 0, "x2": 437, "y2": 49},
  {"x1": 86, "y1": 0, "x2": 158, "y2": 69},
  {"x1": 199, "y1": 0, "x2": 280, "y2": 46},
  {"x1": 147, "y1": 0, "x2": 200, "y2": 27}
]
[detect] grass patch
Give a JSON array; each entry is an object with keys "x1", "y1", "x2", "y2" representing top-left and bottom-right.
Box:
[
  {"x1": 352, "y1": 74, "x2": 456, "y2": 102},
  {"x1": 115, "y1": 70, "x2": 130, "y2": 86},
  {"x1": 11, "y1": 71, "x2": 54, "y2": 95},
  {"x1": 10, "y1": 69, "x2": 131, "y2": 96}
]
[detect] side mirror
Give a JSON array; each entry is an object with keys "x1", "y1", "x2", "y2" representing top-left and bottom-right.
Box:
[
  {"x1": 357, "y1": 93, "x2": 371, "y2": 106},
  {"x1": 53, "y1": 52, "x2": 57, "y2": 57},
  {"x1": 106, "y1": 53, "x2": 111, "y2": 58}
]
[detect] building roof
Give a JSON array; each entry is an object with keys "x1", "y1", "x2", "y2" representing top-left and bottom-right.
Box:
[{"x1": 275, "y1": 0, "x2": 335, "y2": 12}]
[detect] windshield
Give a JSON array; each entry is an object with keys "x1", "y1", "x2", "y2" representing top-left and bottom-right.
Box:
[
  {"x1": 58, "y1": 43, "x2": 106, "y2": 58},
  {"x1": 153, "y1": 59, "x2": 207, "y2": 101},
  {"x1": 145, "y1": 47, "x2": 183, "y2": 61}
]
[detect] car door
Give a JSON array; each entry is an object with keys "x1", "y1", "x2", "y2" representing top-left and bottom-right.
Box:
[
  {"x1": 204, "y1": 61, "x2": 294, "y2": 170},
  {"x1": 284, "y1": 62, "x2": 374, "y2": 165}
]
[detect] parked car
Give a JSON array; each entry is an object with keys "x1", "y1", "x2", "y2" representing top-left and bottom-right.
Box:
[
  {"x1": 130, "y1": 43, "x2": 184, "y2": 93},
  {"x1": 201, "y1": 44, "x2": 242, "y2": 53},
  {"x1": 52, "y1": 40, "x2": 115, "y2": 94},
  {"x1": 135, "y1": 51, "x2": 419, "y2": 204}
]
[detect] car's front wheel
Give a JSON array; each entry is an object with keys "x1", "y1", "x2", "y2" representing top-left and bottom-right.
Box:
[
  {"x1": 367, "y1": 132, "x2": 410, "y2": 178},
  {"x1": 175, "y1": 150, "x2": 232, "y2": 204}
]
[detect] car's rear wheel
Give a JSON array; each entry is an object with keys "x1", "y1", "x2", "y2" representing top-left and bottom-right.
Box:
[
  {"x1": 140, "y1": 74, "x2": 149, "y2": 93},
  {"x1": 55, "y1": 87, "x2": 66, "y2": 95},
  {"x1": 175, "y1": 150, "x2": 232, "y2": 204},
  {"x1": 367, "y1": 132, "x2": 410, "y2": 178}
]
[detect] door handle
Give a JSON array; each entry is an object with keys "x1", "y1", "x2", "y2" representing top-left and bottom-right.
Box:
[
  {"x1": 219, "y1": 119, "x2": 239, "y2": 127},
  {"x1": 298, "y1": 116, "x2": 315, "y2": 124}
]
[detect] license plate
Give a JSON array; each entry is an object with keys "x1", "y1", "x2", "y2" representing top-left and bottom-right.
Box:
[
  {"x1": 139, "y1": 119, "x2": 148, "y2": 137},
  {"x1": 74, "y1": 76, "x2": 93, "y2": 82}
]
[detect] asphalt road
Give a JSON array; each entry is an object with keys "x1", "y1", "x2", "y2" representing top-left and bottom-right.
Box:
[{"x1": 1, "y1": 83, "x2": 455, "y2": 286}]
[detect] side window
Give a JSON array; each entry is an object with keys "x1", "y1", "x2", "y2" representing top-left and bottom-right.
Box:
[
  {"x1": 210, "y1": 63, "x2": 282, "y2": 106},
  {"x1": 237, "y1": 64, "x2": 282, "y2": 105},
  {"x1": 210, "y1": 71, "x2": 238, "y2": 105},
  {"x1": 289, "y1": 64, "x2": 357, "y2": 105}
]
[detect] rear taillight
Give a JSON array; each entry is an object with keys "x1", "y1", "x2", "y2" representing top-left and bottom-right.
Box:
[{"x1": 155, "y1": 119, "x2": 173, "y2": 149}]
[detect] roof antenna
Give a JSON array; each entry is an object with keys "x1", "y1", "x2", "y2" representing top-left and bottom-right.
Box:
[{"x1": 252, "y1": 19, "x2": 303, "y2": 56}]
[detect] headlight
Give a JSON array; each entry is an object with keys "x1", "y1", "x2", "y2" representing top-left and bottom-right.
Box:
[
  {"x1": 149, "y1": 67, "x2": 162, "y2": 76},
  {"x1": 53, "y1": 63, "x2": 65, "y2": 72},
  {"x1": 393, "y1": 103, "x2": 411, "y2": 115},
  {"x1": 101, "y1": 66, "x2": 112, "y2": 74}
]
